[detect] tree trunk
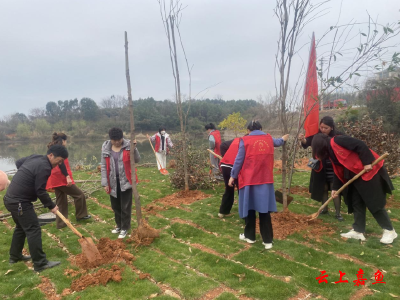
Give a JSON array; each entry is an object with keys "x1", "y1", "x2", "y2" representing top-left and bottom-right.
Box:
[
  {"x1": 124, "y1": 31, "x2": 142, "y2": 225},
  {"x1": 169, "y1": 17, "x2": 189, "y2": 191}
]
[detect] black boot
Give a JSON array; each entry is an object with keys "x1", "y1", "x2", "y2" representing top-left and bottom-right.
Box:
[{"x1": 333, "y1": 197, "x2": 344, "y2": 222}]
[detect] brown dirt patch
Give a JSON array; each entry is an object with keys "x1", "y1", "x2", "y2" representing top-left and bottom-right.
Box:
[
  {"x1": 69, "y1": 238, "x2": 135, "y2": 269},
  {"x1": 138, "y1": 179, "x2": 151, "y2": 183},
  {"x1": 139, "y1": 273, "x2": 152, "y2": 280},
  {"x1": 349, "y1": 287, "x2": 374, "y2": 300},
  {"x1": 127, "y1": 220, "x2": 160, "y2": 246},
  {"x1": 143, "y1": 204, "x2": 165, "y2": 215},
  {"x1": 289, "y1": 186, "x2": 310, "y2": 197},
  {"x1": 200, "y1": 287, "x2": 225, "y2": 299},
  {"x1": 64, "y1": 268, "x2": 87, "y2": 278},
  {"x1": 262, "y1": 211, "x2": 336, "y2": 241},
  {"x1": 70, "y1": 265, "x2": 123, "y2": 292},
  {"x1": 155, "y1": 190, "x2": 210, "y2": 206},
  {"x1": 386, "y1": 195, "x2": 400, "y2": 208},
  {"x1": 37, "y1": 276, "x2": 62, "y2": 300}
]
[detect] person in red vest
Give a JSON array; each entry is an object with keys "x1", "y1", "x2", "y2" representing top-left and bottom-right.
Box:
[
  {"x1": 311, "y1": 133, "x2": 397, "y2": 244},
  {"x1": 46, "y1": 133, "x2": 90, "y2": 229},
  {"x1": 150, "y1": 126, "x2": 173, "y2": 170},
  {"x1": 228, "y1": 121, "x2": 289, "y2": 250},
  {"x1": 298, "y1": 116, "x2": 344, "y2": 221},
  {"x1": 218, "y1": 137, "x2": 242, "y2": 218},
  {"x1": 101, "y1": 127, "x2": 140, "y2": 239},
  {"x1": 205, "y1": 123, "x2": 223, "y2": 180}
]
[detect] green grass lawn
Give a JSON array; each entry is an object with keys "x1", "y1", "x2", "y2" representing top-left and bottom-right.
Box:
[{"x1": 0, "y1": 167, "x2": 399, "y2": 300}]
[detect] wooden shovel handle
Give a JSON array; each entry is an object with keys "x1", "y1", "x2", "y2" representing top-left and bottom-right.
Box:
[
  {"x1": 316, "y1": 152, "x2": 389, "y2": 215},
  {"x1": 207, "y1": 149, "x2": 222, "y2": 160},
  {"x1": 55, "y1": 210, "x2": 83, "y2": 238}
]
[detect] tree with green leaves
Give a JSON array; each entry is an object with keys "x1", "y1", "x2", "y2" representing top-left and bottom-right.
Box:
[{"x1": 218, "y1": 112, "x2": 247, "y2": 137}]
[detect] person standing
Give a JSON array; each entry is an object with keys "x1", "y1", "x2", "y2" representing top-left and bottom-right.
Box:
[
  {"x1": 101, "y1": 127, "x2": 140, "y2": 239},
  {"x1": 150, "y1": 126, "x2": 173, "y2": 170},
  {"x1": 46, "y1": 132, "x2": 90, "y2": 229},
  {"x1": 311, "y1": 133, "x2": 397, "y2": 244},
  {"x1": 298, "y1": 116, "x2": 344, "y2": 221},
  {"x1": 205, "y1": 123, "x2": 223, "y2": 180},
  {"x1": 229, "y1": 121, "x2": 289, "y2": 250},
  {"x1": 3, "y1": 145, "x2": 68, "y2": 272},
  {"x1": 218, "y1": 137, "x2": 241, "y2": 218}
]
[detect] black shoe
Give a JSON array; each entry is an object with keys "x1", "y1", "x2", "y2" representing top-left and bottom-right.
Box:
[
  {"x1": 335, "y1": 214, "x2": 344, "y2": 222},
  {"x1": 9, "y1": 255, "x2": 31, "y2": 264},
  {"x1": 34, "y1": 261, "x2": 61, "y2": 272},
  {"x1": 77, "y1": 215, "x2": 91, "y2": 221}
]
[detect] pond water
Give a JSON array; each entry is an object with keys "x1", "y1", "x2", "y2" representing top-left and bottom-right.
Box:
[
  {"x1": 0, "y1": 139, "x2": 198, "y2": 172},
  {"x1": 0, "y1": 135, "x2": 284, "y2": 172}
]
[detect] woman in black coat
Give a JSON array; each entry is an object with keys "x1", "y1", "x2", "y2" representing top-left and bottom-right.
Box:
[
  {"x1": 311, "y1": 133, "x2": 397, "y2": 244},
  {"x1": 299, "y1": 116, "x2": 343, "y2": 221}
]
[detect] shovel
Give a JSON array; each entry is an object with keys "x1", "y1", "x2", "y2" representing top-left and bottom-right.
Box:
[
  {"x1": 207, "y1": 149, "x2": 222, "y2": 160},
  {"x1": 147, "y1": 134, "x2": 169, "y2": 175},
  {"x1": 274, "y1": 190, "x2": 294, "y2": 206},
  {"x1": 55, "y1": 210, "x2": 102, "y2": 263},
  {"x1": 308, "y1": 152, "x2": 389, "y2": 221}
]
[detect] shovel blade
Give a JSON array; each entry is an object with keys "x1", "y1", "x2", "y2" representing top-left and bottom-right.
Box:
[
  {"x1": 160, "y1": 168, "x2": 169, "y2": 175},
  {"x1": 78, "y1": 237, "x2": 103, "y2": 263},
  {"x1": 275, "y1": 191, "x2": 294, "y2": 205}
]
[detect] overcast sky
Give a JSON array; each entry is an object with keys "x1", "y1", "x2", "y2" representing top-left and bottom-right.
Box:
[{"x1": 0, "y1": 0, "x2": 399, "y2": 118}]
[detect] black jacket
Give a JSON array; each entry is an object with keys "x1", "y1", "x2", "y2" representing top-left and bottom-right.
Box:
[
  {"x1": 329, "y1": 136, "x2": 393, "y2": 213},
  {"x1": 4, "y1": 155, "x2": 56, "y2": 210},
  {"x1": 302, "y1": 135, "x2": 332, "y2": 201}
]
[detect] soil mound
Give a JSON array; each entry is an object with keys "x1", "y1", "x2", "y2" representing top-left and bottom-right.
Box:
[
  {"x1": 71, "y1": 265, "x2": 123, "y2": 292},
  {"x1": 259, "y1": 211, "x2": 336, "y2": 241},
  {"x1": 69, "y1": 238, "x2": 135, "y2": 269},
  {"x1": 127, "y1": 220, "x2": 160, "y2": 246}
]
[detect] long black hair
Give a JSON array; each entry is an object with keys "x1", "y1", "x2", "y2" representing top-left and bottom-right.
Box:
[
  {"x1": 205, "y1": 123, "x2": 216, "y2": 130},
  {"x1": 320, "y1": 116, "x2": 338, "y2": 137},
  {"x1": 311, "y1": 133, "x2": 331, "y2": 160},
  {"x1": 247, "y1": 120, "x2": 262, "y2": 131}
]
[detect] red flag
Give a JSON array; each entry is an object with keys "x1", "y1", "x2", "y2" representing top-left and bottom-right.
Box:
[{"x1": 303, "y1": 33, "x2": 319, "y2": 137}]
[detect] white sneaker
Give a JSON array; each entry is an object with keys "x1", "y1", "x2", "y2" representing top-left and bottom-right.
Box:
[
  {"x1": 380, "y1": 229, "x2": 397, "y2": 244},
  {"x1": 118, "y1": 230, "x2": 127, "y2": 239},
  {"x1": 218, "y1": 213, "x2": 225, "y2": 218},
  {"x1": 111, "y1": 228, "x2": 121, "y2": 234},
  {"x1": 262, "y1": 242, "x2": 273, "y2": 250},
  {"x1": 340, "y1": 229, "x2": 366, "y2": 241},
  {"x1": 239, "y1": 233, "x2": 256, "y2": 244}
]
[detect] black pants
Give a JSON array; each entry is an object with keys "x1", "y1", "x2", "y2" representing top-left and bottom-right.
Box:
[
  {"x1": 4, "y1": 198, "x2": 48, "y2": 269},
  {"x1": 349, "y1": 186, "x2": 393, "y2": 233},
  {"x1": 219, "y1": 166, "x2": 236, "y2": 214},
  {"x1": 244, "y1": 210, "x2": 273, "y2": 243},
  {"x1": 110, "y1": 180, "x2": 133, "y2": 231}
]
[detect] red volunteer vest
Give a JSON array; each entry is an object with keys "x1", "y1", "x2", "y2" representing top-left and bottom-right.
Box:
[
  {"x1": 220, "y1": 138, "x2": 240, "y2": 166},
  {"x1": 105, "y1": 149, "x2": 138, "y2": 194},
  {"x1": 46, "y1": 158, "x2": 75, "y2": 189},
  {"x1": 210, "y1": 130, "x2": 222, "y2": 157},
  {"x1": 238, "y1": 134, "x2": 274, "y2": 190},
  {"x1": 330, "y1": 138, "x2": 383, "y2": 183},
  {"x1": 155, "y1": 134, "x2": 170, "y2": 154}
]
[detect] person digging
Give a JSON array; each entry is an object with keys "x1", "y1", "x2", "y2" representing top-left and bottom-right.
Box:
[
  {"x1": 311, "y1": 133, "x2": 397, "y2": 244},
  {"x1": 3, "y1": 145, "x2": 68, "y2": 272}
]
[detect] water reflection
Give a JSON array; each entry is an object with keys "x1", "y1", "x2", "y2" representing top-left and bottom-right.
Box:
[{"x1": 0, "y1": 140, "x2": 160, "y2": 171}]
